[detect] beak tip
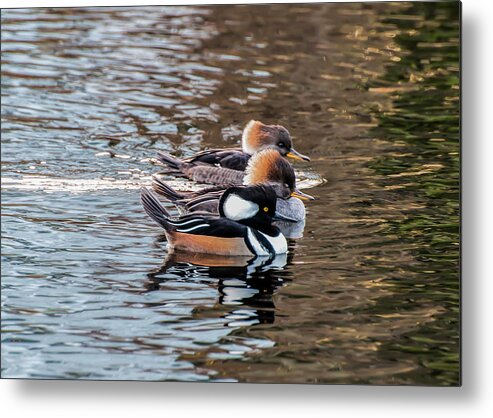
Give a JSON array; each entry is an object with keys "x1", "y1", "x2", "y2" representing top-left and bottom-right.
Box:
[
  {"x1": 287, "y1": 149, "x2": 310, "y2": 162},
  {"x1": 291, "y1": 190, "x2": 315, "y2": 201}
]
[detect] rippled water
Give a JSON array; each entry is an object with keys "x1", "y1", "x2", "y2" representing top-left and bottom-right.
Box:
[{"x1": 1, "y1": 2, "x2": 460, "y2": 384}]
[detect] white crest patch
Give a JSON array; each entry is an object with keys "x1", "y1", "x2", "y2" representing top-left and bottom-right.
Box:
[
  {"x1": 242, "y1": 120, "x2": 257, "y2": 155},
  {"x1": 223, "y1": 194, "x2": 259, "y2": 221}
]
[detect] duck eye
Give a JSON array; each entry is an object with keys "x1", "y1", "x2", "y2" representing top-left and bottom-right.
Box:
[
  {"x1": 277, "y1": 142, "x2": 285, "y2": 148},
  {"x1": 263, "y1": 206, "x2": 269, "y2": 213},
  {"x1": 284, "y1": 183, "x2": 289, "y2": 188}
]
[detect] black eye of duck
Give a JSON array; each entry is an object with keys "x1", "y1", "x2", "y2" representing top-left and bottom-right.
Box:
[{"x1": 277, "y1": 142, "x2": 285, "y2": 148}]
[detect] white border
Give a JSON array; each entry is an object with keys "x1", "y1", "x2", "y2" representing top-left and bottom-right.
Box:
[
  {"x1": 2, "y1": 0, "x2": 333, "y2": 7},
  {"x1": 2, "y1": 0, "x2": 492, "y2": 417}
]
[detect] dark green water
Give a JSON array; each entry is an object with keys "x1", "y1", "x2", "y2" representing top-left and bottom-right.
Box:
[{"x1": 1, "y1": 2, "x2": 460, "y2": 384}]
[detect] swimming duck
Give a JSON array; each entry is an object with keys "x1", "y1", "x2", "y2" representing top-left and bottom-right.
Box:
[
  {"x1": 156, "y1": 120, "x2": 310, "y2": 179},
  {"x1": 141, "y1": 184, "x2": 296, "y2": 256},
  {"x1": 152, "y1": 149, "x2": 314, "y2": 221}
]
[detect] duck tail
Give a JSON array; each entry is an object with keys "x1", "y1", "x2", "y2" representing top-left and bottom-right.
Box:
[
  {"x1": 141, "y1": 187, "x2": 174, "y2": 231},
  {"x1": 156, "y1": 151, "x2": 184, "y2": 171},
  {"x1": 151, "y1": 175, "x2": 185, "y2": 203}
]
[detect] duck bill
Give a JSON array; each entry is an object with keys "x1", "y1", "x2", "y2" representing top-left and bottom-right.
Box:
[
  {"x1": 286, "y1": 148, "x2": 310, "y2": 162},
  {"x1": 272, "y1": 212, "x2": 298, "y2": 223},
  {"x1": 291, "y1": 188, "x2": 315, "y2": 201}
]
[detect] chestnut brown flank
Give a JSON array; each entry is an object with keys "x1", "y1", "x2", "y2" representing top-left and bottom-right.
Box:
[{"x1": 166, "y1": 231, "x2": 253, "y2": 256}]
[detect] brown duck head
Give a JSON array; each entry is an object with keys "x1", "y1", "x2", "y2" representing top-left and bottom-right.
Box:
[
  {"x1": 241, "y1": 120, "x2": 311, "y2": 162},
  {"x1": 243, "y1": 149, "x2": 314, "y2": 201}
]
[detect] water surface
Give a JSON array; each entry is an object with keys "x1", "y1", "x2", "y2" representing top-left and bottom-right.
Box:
[{"x1": 1, "y1": 2, "x2": 460, "y2": 384}]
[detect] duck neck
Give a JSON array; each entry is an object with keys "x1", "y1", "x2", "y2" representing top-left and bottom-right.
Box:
[{"x1": 241, "y1": 219, "x2": 280, "y2": 237}]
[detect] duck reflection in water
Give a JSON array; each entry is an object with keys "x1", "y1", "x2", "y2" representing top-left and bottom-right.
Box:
[{"x1": 144, "y1": 236, "x2": 296, "y2": 325}]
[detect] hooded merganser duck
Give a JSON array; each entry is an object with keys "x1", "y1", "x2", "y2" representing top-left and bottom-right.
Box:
[
  {"x1": 141, "y1": 184, "x2": 296, "y2": 256},
  {"x1": 156, "y1": 120, "x2": 310, "y2": 178},
  {"x1": 152, "y1": 149, "x2": 314, "y2": 221}
]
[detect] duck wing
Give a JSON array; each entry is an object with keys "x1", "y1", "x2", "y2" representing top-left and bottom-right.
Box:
[
  {"x1": 183, "y1": 192, "x2": 222, "y2": 214},
  {"x1": 186, "y1": 165, "x2": 245, "y2": 185},
  {"x1": 184, "y1": 148, "x2": 250, "y2": 170},
  {"x1": 142, "y1": 188, "x2": 245, "y2": 236}
]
